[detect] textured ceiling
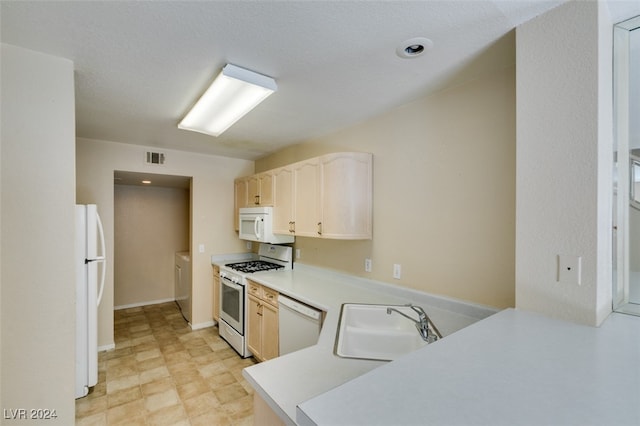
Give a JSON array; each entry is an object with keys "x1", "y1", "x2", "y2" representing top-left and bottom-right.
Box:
[{"x1": 2, "y1": 1, "x2": 638, "y2": 160}]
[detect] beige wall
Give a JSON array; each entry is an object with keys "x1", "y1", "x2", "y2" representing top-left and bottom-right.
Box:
[
  {"x1": 256, "y1": 66, "x2": 516, "y2": 309},
  {"x1": 114, "y1": 184, "x2": 190, "y2": 307},
  {"x1": 1, "y1": 44, "x2": 76, "y2": 423},
  {"x1": 77, "y1": 138, "x2": 253, "y2": 347},
  {"x1": 515, "y1": 0, "x2": 613, "y2": 326}
]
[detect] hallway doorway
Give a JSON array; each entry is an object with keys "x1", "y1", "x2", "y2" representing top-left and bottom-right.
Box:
[{"x1": 113, "y1": 171, "x2": 191, "y2": 310}]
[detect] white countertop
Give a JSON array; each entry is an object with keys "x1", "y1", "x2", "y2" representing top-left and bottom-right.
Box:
[
  {"x1": 297, "y1": 308, "x2": 640, "y2": 426},
  {"x1": 226, "y1": 260, "x2": 640, "y2": 425},
  {"x1": 240, "y1": 264, "x2": 497, "y2": 424}
]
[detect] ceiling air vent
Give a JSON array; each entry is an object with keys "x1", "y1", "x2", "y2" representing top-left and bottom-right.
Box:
[{"x1": 145, "y1": 151, "x2": 165, "y2": 165}]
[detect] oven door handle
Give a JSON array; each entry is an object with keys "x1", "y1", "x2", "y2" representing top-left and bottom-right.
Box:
[{"x1": 221, "y1": 276, "x2": 244, "y2": 291}]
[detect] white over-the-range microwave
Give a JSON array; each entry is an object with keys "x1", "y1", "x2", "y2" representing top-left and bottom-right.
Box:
[{"x1": 238, "y1": 207, "x2": 294, "y2": 244}]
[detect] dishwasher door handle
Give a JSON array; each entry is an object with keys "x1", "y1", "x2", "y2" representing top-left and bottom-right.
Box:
[{"x1": 278, "y1": 295, "x2": 321, "y2": 321}]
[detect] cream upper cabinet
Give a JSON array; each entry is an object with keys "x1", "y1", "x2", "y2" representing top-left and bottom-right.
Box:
[
  {"x1": 258, "y1": 172, "x2": 274, "y2": 206},
  {"x1": 247, "y1": 175, "x2": 259, "y2": 206},
  {"x1": 273, "y1": 158, "x2": 321, "y2": 237},
  {"x1": 234, "y1": 178, "x2": 248, "y2": 231},
  {"x1": 320, "y1": 152, "x2": 372, "y2": 239},
  {"x1": 247, "y1": 172, "x2": 274, "y2": 207},
  {"x1": 235, "y1": 172, "x2": 274, "y2": 231},
  {"x1": 293, "y1": 158, "x2": 321, "y2": 237},
  {"x1": 273, "y1": 166, "x2": 294, "y2": 235},
  {"x1": 236, "y1": 152, "x2": 373, "y2": 240}
]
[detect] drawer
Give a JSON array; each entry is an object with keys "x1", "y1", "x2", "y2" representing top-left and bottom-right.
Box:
[
  {"x1": 262, "y1": 287, "x2": 279, "y2": 307},
  {"x1": 248, "y1": 280, "x2": 262, "y2": 298}
]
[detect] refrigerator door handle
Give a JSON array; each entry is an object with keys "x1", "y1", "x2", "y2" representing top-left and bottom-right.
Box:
[{"x1": 95, "y1": 211, "x2": 107, "y2": 307}]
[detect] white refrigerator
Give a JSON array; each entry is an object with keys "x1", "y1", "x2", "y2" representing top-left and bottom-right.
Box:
[{"x1": 75, "y1": 204, "x2": 106, "y2": 399}]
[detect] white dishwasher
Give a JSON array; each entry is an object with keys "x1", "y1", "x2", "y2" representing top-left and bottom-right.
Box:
[{"x1": 278, "y1": 294, "x2": 322, "y2": 355}]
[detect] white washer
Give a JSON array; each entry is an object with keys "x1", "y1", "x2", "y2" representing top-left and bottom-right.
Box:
[{"x1": 174, "y1": 252, "x2": 191, "y2": 322}]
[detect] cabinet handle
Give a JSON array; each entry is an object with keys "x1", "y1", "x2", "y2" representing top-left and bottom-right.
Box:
[
  {"x1": 289, "y1": 221, "x2": 295, "y2": 233},
  {"x1": 254, "y1": 195, "x2": 260, "y2": 205},
  {"x1": 317, "y1": 222, "x2": 322, "y2": 235}
]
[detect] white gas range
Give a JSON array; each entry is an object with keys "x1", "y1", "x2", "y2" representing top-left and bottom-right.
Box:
[{"x1": 218, "y1": 243, "x2": 293, "y2": 357}]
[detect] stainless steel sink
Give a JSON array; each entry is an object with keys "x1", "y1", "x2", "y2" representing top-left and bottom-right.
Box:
[{"x1": 334, "y1": 303, "x2": 434, "y2": 361}]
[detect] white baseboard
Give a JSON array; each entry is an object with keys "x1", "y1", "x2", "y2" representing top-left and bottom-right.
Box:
[
  {"x1": 98, "y1": 343, "x2": 115, "y2": 352},
  {"x1": 114, "y1": 298, "x2": 176, "y2": 310},
  {"x1": 190, "y1": 320, "x2": 216, "y2": 331}
]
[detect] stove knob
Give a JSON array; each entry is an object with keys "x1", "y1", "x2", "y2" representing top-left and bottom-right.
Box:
[{"x1": 220, "y1": 272, "x2": 226, "y2": 279}]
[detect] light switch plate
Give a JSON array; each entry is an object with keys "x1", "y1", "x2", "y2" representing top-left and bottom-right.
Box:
[
  {"x1": 393, "y1": 264, "x2": 401, "y2": 279},
  {"x1": 365, "y1": 258, "x2": 372, "y2": 272},
  {"x1": 198, "y1": 244, "x2": 205, "y2": 253},
  {"x1": 557, "y1": 255, "x2": 582, "y2": 285}
]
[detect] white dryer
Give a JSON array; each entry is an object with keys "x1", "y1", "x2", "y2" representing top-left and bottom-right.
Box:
[{"x1": 174, "y1": 252, "x2": 191, "y2": 322}]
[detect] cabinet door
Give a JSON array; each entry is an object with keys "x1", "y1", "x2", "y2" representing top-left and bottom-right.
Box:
[
  {"x1": 261, "y1": 303, "x2": 279, "y2": 361},
  {"x1": 234, "y1": 178, "x2": 248, "y2": 231},
  {"x1": 258, "y1": 172, "x2": 274, "y2": 206},
  {"x1": 247, "y1": 295, "x2": 262, "y2": 360},
  {"x1": 212, "y1": 266, "x2": 220, "y2": 321},
  {"x1": 293, "y1": 158, "x2": 321, "y2": 237},
  {"x1": 320, "y1": 152, "x2": 373, "y2": 239},
  {"x1": 247, "y1": 176, "x2": 260, "y2": 206},
  {"x1": 273, "y1": 167, "x2": 294, "y2": 235}
]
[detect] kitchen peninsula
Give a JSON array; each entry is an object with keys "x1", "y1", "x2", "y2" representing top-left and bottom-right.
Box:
[
  {"x1": 240, "y1": 265, "x2": 640, "y2": 426},
  {"x1": 238, "y1": 264, "x2": 496, "y2": 424}
]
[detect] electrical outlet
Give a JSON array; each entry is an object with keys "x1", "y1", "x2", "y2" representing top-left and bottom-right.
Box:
[
  {"x1": 557, "y1": 255, "x2": 582, "y2": 285},
  {"x1": 365, "y1": 258, "x2": 372, "y2": 272},
  {"x1": 198, "y1": 244, "x2": 205, "y2": 253},
  {"x1": 296, "y1": 249, "x2": 301, "y2": 259},
  {"x1": 246, "y1": 241, "x2": 252, "y2": 250},
  {"x1": 393, "y1": 264, "x2": 401, "y2": 279}
]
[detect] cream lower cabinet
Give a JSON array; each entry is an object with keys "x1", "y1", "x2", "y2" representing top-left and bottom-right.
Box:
[
  {"x1": 247, "y1": 280, "x2": 279, "y2": 362},
  {"x1": 212, "y1": 265, "x2": 220, "y2": 322},
  {"x1": 272, "y1": 152, "x2": 372, "y2": 239},
  {"x1": 253, "y1": 393, "x2": 285, "y2": 426}
]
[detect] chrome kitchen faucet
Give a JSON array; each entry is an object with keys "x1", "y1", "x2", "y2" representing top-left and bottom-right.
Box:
[{"x1": 386, "y1": 304, "x2": 442, "y2": 343}]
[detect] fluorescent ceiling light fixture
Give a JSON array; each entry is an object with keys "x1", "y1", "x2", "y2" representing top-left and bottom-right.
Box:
[{"x1": 178, "y1": 64, "x2": 277, "y2": 137}]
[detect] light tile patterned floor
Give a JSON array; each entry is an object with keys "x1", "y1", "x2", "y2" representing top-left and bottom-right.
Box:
[{"x1": 75, "y1": 302, "x2": 257, "y2": 425}]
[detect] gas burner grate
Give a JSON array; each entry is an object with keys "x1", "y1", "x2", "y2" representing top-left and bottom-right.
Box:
[{"x1": 225, "y1": 260, "x2": 284, "y2": 274}]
